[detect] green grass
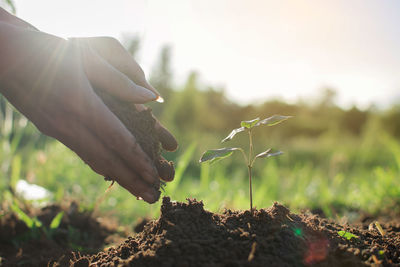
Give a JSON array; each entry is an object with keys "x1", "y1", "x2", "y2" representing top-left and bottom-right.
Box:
[{"x1": 1, "y1": 121, "x2": 399, "y2": 225}]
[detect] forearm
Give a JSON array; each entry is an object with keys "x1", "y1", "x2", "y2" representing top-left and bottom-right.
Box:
[
  {"x1": 0, "y1": 8, "x2": 41, "y2": 94},
  {"x1": 0, "y1": 7, "x2": 38, "y2": 30}
]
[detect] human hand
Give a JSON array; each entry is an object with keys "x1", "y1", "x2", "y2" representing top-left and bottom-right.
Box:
[
  {"x1": 0, "y1": 24, "x2": 177, "y2": 203},
  {"x1": 72, "y1": 36, "x2": 178, "y2": 180}
]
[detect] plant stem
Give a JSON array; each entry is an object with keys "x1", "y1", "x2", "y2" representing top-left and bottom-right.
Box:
[
  {"x1": 248, "y1": 129, "x2": 254, "y2": 212},
  {"x1": 248, "y1": 129, "x2": 254, "y2": 166},
  {"x1": 248, "y1": 165, "x2": 253, "y2": 212}
]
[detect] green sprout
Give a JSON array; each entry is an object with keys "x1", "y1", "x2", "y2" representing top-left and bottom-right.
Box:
[
  {"x1": 11, "y1": 202, "x2": 64, "y2": 241},
  {"x1": 338, "y1": 230, "x2": 359, "y2": 240},
  {"x1": 199, "y1": 115, "x2": 291, "y2": 211}
]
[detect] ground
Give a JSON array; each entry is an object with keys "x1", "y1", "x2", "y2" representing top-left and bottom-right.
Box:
[{"x1": 2, "y1": 197, "x2": 398, "y2": 266}]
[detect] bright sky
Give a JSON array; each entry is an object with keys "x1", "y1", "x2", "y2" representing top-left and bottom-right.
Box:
[{"x1": 5, "y1": 0, "x2": 400, "y2": 108}]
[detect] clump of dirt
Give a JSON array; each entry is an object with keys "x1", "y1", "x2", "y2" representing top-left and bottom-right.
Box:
[
  {"x1": 96, "y1": 91, "x2": 175, "y2": 190},
  {"x1": 133, "y1": 217, "x2": 150, "y2": 233},
  {"x1": 70, "y1": 197, "x2": 400, "y2": 266},
  {"x1": 0, "y1": 201, "x2": 127, "y2": 267}
]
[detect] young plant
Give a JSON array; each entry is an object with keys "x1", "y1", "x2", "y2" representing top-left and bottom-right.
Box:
[
  {"x1": 199, "y1": 115, "x2": 291, "y2": 211},
  {"x1": 11, "y1": 202, "x2": 64, "y2": 242}
]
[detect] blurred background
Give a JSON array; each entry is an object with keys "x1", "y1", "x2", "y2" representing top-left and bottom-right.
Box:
[{"x1": 0, "y1": 0, "x2": 399, "y2": 224}]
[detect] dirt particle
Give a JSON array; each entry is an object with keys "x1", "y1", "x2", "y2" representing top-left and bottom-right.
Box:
[
  {"x1": 120, "y1": 246, "x2": 130, "y2": 259},
  {"x1": 247, "y1": 242, "x2": 257, "y2": 262}
]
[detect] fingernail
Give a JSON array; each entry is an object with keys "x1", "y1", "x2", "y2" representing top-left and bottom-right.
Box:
[
  {"x1": 138, "y1": 86, "x2": 157, "y2": 101},
  {"x1": 145, "y1": 82, "x2": 163, "y2": 100}
]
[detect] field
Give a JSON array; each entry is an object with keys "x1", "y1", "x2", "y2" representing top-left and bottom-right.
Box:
[
  {"x1": 0, "y1": 43, "x2": 400, "y2": 266},
  {"x1": 1, "y1": 88, "x2": 400, "y2": 265},
  {"x1": 2, "y1": 100, "x2": 400, "y2": 222}
]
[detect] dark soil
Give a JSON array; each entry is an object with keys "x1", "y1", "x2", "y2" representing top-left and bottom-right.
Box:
[
  {"x1": 95, "y1": 90, "x2": 175, "y2": 190},
  {"x1": 0, "y1": 201, "x2": 127, "y2": 267},
  {"x1": 70, "y1": 197, "x2": 400, "y2": 267}
]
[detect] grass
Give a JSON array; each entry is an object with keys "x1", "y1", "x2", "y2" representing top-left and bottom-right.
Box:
[
  {"x1": 1, "y1": 134, "x2": 398, "y2": 225},
  {"x1": 161, "y1": 132, "x2": 400, "y2": 218}
]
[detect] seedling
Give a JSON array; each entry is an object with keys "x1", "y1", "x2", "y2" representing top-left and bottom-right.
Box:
[
  {"x1": 338, "y1": 230, "x2": 358, "y2": 240},
  {"x1": 11, "y1": 202, "x2": 64, "y2": 242},
  {"x1": 199, "y1": 115, "x2": 291, "y2": 211}
]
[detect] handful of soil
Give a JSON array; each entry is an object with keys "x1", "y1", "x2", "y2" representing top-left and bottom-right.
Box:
[{"x1": 95, "y1": 90, "x2": 175, "y2": 195}]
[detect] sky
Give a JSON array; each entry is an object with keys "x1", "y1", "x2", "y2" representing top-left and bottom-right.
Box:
[{"x1": 3, "y1": 0, "x2": 400, "y2": 109}]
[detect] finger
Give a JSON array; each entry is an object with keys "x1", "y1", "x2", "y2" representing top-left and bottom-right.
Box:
[
  {"x1": 46, "y1": 113, "x2": 160, "y2": 203},
  {"x1": 79, "y1": 37, "x2": 161, "y2": 98},
  {"x1": 136, "y1": 104, "x2": 178, "y2": 152},
  {"x1": 155, "y1": 121, "x2": 178, "y2": 152},
  {"x1": 73, "y1": 39, "x2": 157, "y2": 104},
  {"x1": 155, "y1": 156, "x2": 175, "y2": 182}
]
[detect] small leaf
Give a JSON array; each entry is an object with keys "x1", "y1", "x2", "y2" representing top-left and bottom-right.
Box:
[
  {"x1": 199, "y1": 148, "x2": 239, "y2": 164},
  {"x1": 338, "y1": 230, "x2": 358, "y2": 240},
  {"x1": 241, "y1": 118, "x2": 260, "y2": 129},
  {"x1": 221, "y1": 127, "x2": 245, "y2": 143},
  {"x1": 11, "y1": 203, "x2": 35, "y2": 228},
  {"x1": 255, "y1": 115, "x2": 292, "y2": 127},
  {"x1": 50, "y1": 211, "x2": 64, "y2": 230},
  {"x1": 11, "y1": 203, "x2": 43, "y2": 228},
  {"x1": 255, "y1": 149, "x2": 283, "y2": 159}
]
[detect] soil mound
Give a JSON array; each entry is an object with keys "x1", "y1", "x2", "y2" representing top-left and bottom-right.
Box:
[
  {"x1": 71, "y1": 197, "x2": 400, "y2": 266},
  {"x1": 0, "y1": 201, "x2": 126, "y2": 267}
]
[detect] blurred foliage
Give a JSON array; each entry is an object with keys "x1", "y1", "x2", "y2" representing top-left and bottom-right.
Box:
[{"x1": 0, "y1": 0, "x2": 16, "y2": 14}]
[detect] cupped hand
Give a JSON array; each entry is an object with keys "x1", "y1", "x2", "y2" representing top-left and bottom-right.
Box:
[
  {"x1": 0, "y1": 24, "x2": 177, "y2": 203},
  {"x1": 72, "y1": 37, "x2": 178, "y2": 180}
]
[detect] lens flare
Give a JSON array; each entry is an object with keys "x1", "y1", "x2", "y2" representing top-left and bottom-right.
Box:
[
  {"x1": 294, "y1": 228, "x2": 303, "y2": 237},
  {"x1": 304, "y1": 238, "x2": 329, "y2": 265}
]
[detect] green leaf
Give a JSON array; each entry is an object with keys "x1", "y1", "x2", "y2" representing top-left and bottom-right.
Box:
[
  {"x1": 338, "y1": 230, "x2": 358, "y2": 240},
  {"x1": 221, "y1": 127, "x2": 245, "y2": 143},
  {"x1": 199, "y1": 148, "x2": 239, "y2": 164},
  {"x1": 49, "y1": 211, "x2": 64, "y2": 230},
  {"x1": 255, "y1": 115, "x2": 292, "y2": 127},
  {"x1": 255, "y1": 149, "x2": 283, "y2": 159},
  {"x1": 11, "y1": 203, "x2": 42, "y2": 228},
  {"x1": 241, "y1": 118, "x2": 260, "y2": 129}
]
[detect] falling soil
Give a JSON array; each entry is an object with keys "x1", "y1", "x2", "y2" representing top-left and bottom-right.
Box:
[
  {"x1": 0, "y1": 201, "x2": 127, "y2": 267},
  {"x1": 95, "y1": 90, "x2": 175, "y2": 189},
  {"x1": 70, "y1": 197, "x2": 400, "y2": 267}
]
